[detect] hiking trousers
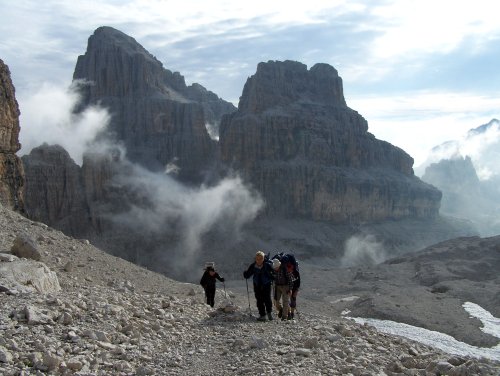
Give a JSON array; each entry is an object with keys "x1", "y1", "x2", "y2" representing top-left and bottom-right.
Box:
[
  {"x1": 254, "y1": 283, "x2": 272, "y2": 317},
  {"x1": 205, "y1": 286, "x2": 216, "y2": 307},
  {"x1": 275, "y1": 285, "x2": 291, "y2": 319}
]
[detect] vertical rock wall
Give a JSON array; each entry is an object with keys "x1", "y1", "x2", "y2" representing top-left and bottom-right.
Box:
[
  {"x1": 220, "y1": 60, "x2": 441, "y2": 221},
  {"x1": 0, "y1": 59, "x2": 24, "y2": 211}
]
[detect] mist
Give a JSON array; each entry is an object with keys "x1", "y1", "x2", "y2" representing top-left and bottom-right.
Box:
[
  {"x1": 17, "y1": 82, "x2": 264, "y2": 275},
  {"x1": 416, "y1": 119, "x2": 500, "y2": 180},
  {"x1": 106, "y1": 159, "x2": 264, "y2": 272},
  {"x1": 420, "y1": 119, "x2": 500, "y2": 236},
  {"x1": 18, "y1": 82, "x2": 109, "y2": 165},
  {"x1": 340, "y1": 234, "x2": 387, "y2": 268}
]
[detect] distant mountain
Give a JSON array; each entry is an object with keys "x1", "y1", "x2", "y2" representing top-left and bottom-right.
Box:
[{"x1": 421, "y1": 119, "x2": 500, "y2": 236}]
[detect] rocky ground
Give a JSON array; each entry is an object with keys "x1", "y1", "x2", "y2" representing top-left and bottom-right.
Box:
[
  {"x1": 1, "y1": 203, "x2": 499, "y2": 375},
  {"x1": 291, "y1": 236, "x2": 500, "y2": 348}
]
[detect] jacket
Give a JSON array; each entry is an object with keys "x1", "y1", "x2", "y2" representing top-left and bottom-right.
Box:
[
  {"x1": 200, "y1": 271, "x2": 224, "y2": 290},
  {"x1": 243, "y1": 261, "x2": 274, "y2": 287}
]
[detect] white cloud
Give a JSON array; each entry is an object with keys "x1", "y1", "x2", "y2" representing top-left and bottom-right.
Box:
[
  {"x1": 112, "y1": 163, "x2": 264, "y2": 267},
  {"x1": 340, "y1": 234, "x2": 386, "y2": 267},
  {"x1": 349, "y1": 91, "x2": 500, "y2": 168},
  {"x1": 18, "y1": 82, "x2": 110, "y2": 165}
]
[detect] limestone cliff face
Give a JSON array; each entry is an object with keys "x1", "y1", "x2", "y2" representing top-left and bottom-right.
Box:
[
  {"x1": 73, "y1": 26, "x2": 235, "y2": 182},
  {"x1": 0, "y1": 59, "x2": 24, "y2": 211},
  {"x1": 220, "y1": 60, "x2": 441, "y2": 222},
  {"x1": 22, "y1": 144, "x2": 89, "y2": 236}
]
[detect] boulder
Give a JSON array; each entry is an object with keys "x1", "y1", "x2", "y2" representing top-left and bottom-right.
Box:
[
  {"x1": 11, "y1": 233, "x2": 41, "y2": 261},
  {"x1": 0, "y1": 258, "x2": 61, "y2": 294}
]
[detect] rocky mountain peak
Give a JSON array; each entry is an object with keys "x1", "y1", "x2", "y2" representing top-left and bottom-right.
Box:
[
  {"x1": 71, "y1": 27, "x2": 235, "y2": 182},
  {"x1": 89, "y1": 26, "x2": 159, "y2": 64},
  {"x1": 74, "y1": 26, "x2": 189, "y2": 100},
  {"x1": 0, "y1": 59, "x2": 24, "y2": 211},
  {"x1": 238, "y1": 60, "x2": 346, "y2": 113}
]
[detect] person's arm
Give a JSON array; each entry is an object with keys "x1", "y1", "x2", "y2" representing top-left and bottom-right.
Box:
[
  {"x1": 200, "y1": 272, "x2": 208, "y2": 287},
  {"x1": 243, "y1": 263, "x2": 255, "y2": 279},
  {"x1": 216, "y1": 273, "x2": 225, "y2": 282}
]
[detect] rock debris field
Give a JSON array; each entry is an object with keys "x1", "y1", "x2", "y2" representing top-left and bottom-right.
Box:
[{"x1": 1, "y1": 204, "x2": 499, "y2": 375}]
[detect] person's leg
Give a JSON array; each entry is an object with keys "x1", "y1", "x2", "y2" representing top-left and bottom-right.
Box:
[
  {"x1": 254, "y1": 286, "x2": 266, "y2": 317},
  {"x1": 207, "y1": 287, "x2": 216, "y2": 307},
  {"x1": 263, "y1": 283, "x2": 273, "y2": 316},
  {"x1": 289, "y1": 289, "x2": 298, "y2": 318},
  {"x1": 279, "y1": 285, "x2": 290, "y2": 320},
  {"x1": 275, "y1": 285, "x2": 283, "y2": 317}
]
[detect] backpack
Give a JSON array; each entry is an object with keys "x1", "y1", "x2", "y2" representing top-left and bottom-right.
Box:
[{"x1": 271, "y1": 251, "x2": 300, "y2": 275}]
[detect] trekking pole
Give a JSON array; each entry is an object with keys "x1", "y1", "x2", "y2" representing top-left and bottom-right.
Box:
[
  {"x1": 245, "y1": 278, "x2": 252, "y2": 316},
  {"x1": 223, "y1": 281, "x2": 227, "y2": 299}
]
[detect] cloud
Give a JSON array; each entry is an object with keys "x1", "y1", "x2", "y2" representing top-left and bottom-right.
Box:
[
  {"x1": 18, "y1": 82, "x2": 110, "y2": 165},
  {"x1": 349, "y1": 91, "x2": 500, "y2": 168},
  {"x1": 110, "y1": 162, "x2": 264, "y2": 269},
  {"x1": 422, "y1": 119, "x2": 500, "y2": 180},
  {"x1": 340, "y1": 234, "x2": 386, "y2": 267}
]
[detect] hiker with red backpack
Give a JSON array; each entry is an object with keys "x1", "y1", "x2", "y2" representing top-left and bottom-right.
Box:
[
  {"x1": 272, "y1": 252, "x2": 301, "y2": 320},
  {"x1": 200, "y1": 264, "x2": 225, "y2": 308},
  {"x1": 271, "y1": 257, "x2": 294, "y2": 321}
]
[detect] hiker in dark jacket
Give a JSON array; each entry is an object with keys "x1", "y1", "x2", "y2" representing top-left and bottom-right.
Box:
[
  {"x1": 271, "y1": 258, "x2": 294, "y2": 320},
  {"x1": 200, "y1": 266, "x2": 224, "y2": 308},
  {"x1": 243, "y1": 251, "x2": 274, "y2": 321}
]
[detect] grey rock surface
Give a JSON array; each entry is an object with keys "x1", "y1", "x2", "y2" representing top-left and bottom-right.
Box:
[{"x1": 0, "y1": 202, "x2": 499, "y2": 375}]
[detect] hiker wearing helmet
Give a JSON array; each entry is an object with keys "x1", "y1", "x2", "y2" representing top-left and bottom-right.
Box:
[
  {"x1": 243, "y1": 251, "x2": 274, "y2": 321},
  {"x1": 272, "y1": 258, "x2": 294, "y2": 321},
  {"x1": 200, "y1": 265, "x2": 225, "y2": 308}
]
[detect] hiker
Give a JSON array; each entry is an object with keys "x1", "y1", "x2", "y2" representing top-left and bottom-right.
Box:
[
  {"x1": 243, "y1": 251, "x2": 274, "y2": 321},
  {"x1": 271, "y1": 258, "x2": 294, "y2": 321},
  {"x1": 288, "y1": 261, "x2": 300, "y2": 319},
  {"x1": 200, "y1": 265, "x2": 225, "y2": 308}
]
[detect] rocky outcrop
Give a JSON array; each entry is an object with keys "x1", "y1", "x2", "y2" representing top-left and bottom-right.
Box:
[
  {"x1": 73, "y1": 26, "x2": 235, "y2": 182},
  {"x1": 0, "y1": 59, "x2": 24, "y2": 211},
  {"x1": 22, "y1": 144, "x2": 90, "y2": 237},
  {"x1": 220, "y1": 60, "x2": 441, "y2": 222}
]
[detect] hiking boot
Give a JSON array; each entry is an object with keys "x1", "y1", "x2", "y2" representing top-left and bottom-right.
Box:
[
  {"x1": 278, "y1": 308, "x2": 283, "y2": 319},
  {"x1": 290, "y1": 312, "x2": 294, "y2": 319},
  {"x1": 267, "y1": 312, "x2": 273, "y2": 321},
  {"x1": 257, "y1": 315, "x2": 267, "y2": 322}
]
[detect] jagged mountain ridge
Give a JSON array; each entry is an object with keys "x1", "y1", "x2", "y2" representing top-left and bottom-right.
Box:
[{"x1": 19, "y1": 27, "x2": 476, "y2": 278}]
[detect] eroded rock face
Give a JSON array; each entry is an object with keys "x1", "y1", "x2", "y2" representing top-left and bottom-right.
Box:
[
  {"x1": 0, "y1": 59, "x2": 24, "y2": 211},
  {"x1": 220, "y1": 60, "x2": 441, "y2": 222},
  {"x1": 22, "y1": 144, "x2": 89, "y2": 236},
  {"x1": 73, "y1": 26, "x2": 235, "y2": 182}
]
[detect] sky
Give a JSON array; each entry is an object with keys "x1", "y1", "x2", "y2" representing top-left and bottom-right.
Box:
[{"x1": 1, "y1": 0, "x2": 500, "y2": 170}]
